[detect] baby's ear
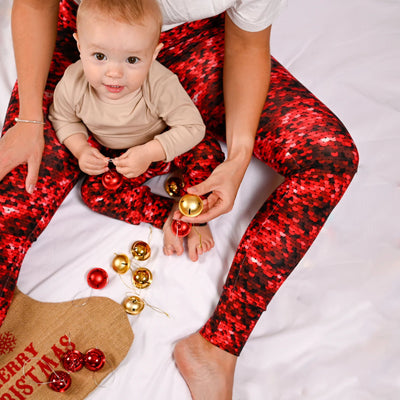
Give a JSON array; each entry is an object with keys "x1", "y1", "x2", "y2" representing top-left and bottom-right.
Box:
[
  {"x1": 73, "y1": 32, "x2": 81, "y2": 51},
  {"x1": 153, "y1": 42, "x2": 164, "y2": 61}
]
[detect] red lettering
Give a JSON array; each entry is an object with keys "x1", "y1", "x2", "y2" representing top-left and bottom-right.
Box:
[
  {"x1": 0, "y1": 367, "x2": 11, "y2": 385},
  {"x1": 16, "y1": 376, "x2": 34, "y2": 396},
  {"x1": 37, "y1": 355, "x2": 59, "y2": 379},
  {"x1": 5, "y1": 361, "x2": 20, "y2": 378},
  {"x1": 51, "y1": 344, "x2": 64, "y2": 360},
  {"x1": 24, "y1": 366, "x2": 41, "y2": 386},
  {"x1": 23, "y1": 343, "x2": 38, "y2": 358},
  {"x1": 59, "y1": 335, "x2": 76, "y2": 350},
  {"x1": 0, "y1": 393, "x2": 15, "y2": 400},
  {"x1": 14, "y1": 353, "x2": 31, "y2": 369},
  {"x1": 8, "y1": 386, "x2": 25, "y2": 400}
]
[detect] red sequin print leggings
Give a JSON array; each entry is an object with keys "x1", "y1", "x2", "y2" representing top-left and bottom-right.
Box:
[
  {"x1": 80, "y1": 140, "x2": 224, "y2": 229},
  {"x1": 157, "y1": 17, "x2": 359, "y2": 355},
  {"x1": 0, "y1": 0, "x2": 358, "y2": 358}
]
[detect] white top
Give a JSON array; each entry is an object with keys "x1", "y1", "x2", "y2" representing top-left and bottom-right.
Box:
[{"x1": 73, "y1": 0, "x2": 287, "y2": 32}]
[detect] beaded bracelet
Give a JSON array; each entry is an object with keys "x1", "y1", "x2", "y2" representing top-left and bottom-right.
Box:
[{"x1": 15, "y1": 117, "x2": 45, "y2": 125}]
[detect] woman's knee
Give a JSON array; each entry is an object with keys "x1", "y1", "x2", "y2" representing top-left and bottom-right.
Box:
[
  {"x1": 311, "y1": 121, "x2": 359, "y2": 180},
  {"x1": 257, "y1": 111, "x2": 359, "y2": 181}
]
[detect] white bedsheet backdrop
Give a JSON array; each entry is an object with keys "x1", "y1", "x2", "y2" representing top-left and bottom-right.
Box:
[{"x1": 1, "y1": 0, "x2": 399, "y2": 399}]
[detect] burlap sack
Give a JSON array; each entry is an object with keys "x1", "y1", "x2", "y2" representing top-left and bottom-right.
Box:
[{"x1": 0, "y1": 288, "x2": 134, "y2": 399}]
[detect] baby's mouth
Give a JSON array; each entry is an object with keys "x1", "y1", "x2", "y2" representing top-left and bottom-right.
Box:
[{"x1": 104, "y1": 84, "x2": 124, "y2": 93}]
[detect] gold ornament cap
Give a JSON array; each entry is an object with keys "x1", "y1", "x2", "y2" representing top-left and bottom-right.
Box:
[
  {"x1": 112, "y1": 254, "x2": 130, "y2": 274},
  {"x1": 131, "y1": 241, "x2": 151, "y2": 261},
  {"x1": 132, "y1": 267, "x2": 153, "y2": 289},
  {"x1": 123, "y1": 296, "x2": 145, "y2": 315},
  {"x1": 178, "y1": 194, "x2": 203, "y2": 217}
]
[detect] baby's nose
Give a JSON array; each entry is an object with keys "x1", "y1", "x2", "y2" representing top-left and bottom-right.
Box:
[{"x1": 105, "y1": 62, "x2": 123, "y2": 78}]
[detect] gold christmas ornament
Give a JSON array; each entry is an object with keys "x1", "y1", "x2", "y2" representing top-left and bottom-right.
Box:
[
  {"x1": 131, "y1": 241, "x2": 151, "y2": 261},
  {"x1": 178, "y1": 194, "x2": 203, "y2": 217},
  {"x1": 112, "y1": 254, "x2": 130, "y2": 274},
  {"x1": 132, "y1": 267, "x2": 153, "y2": 289},
  {"x1": 164, "y1": 176, "x2": 185, "y2": 197},
  {"x1": 123, "y1": 295, "x2": 145, "y2": 315}
]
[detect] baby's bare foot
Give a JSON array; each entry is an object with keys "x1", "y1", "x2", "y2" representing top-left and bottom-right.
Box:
[
  {"x1": 188, "y1": 224, "x2": 214, "y2": 262},
  {"x1": 163, "y1": 204, "x2": 184, "y2": 256}
]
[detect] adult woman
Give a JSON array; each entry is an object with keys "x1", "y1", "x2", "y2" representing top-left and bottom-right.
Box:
[{"x1": 0, "y1": 0, "x2": 358, "y2": 399}]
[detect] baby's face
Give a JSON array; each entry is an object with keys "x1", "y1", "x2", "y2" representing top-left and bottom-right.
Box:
[{"x1": 75, "y1": 13, "x2": 162, "y2": 102}]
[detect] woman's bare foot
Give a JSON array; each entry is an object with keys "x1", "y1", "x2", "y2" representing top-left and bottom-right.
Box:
[
  {"x1": 174, "y1": 333, "x2": 237, "y2": 400},
  {"x1": 187, "y1": 224, "x2": 214, "y2": 262},
  {"x1": 163, "y1": 203, "x2": 184, "y2": 256}
]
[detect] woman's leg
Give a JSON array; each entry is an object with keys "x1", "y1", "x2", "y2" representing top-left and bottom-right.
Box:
[
  {"x1": 200, "y1": 57, "x2": 359, "y2": 355},
  {"x1": 0, "y1": 0, "x2": 79, "y2": 326},
  {"x1": 159, "y1": 15, "x2": 359, "y2": 356}
]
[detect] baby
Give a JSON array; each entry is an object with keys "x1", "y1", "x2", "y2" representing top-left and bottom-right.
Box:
[{"x1": 49, "y1": 0, "x2": 224, "y2": 261}]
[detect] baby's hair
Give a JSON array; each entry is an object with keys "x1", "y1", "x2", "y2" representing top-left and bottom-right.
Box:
[{"x1": 77, "y1": 0, "x2": 163, "y2": 42}]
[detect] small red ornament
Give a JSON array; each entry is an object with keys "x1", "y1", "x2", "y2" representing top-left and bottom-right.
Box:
[
  {"x1": 102, "y1": 170, "x2": 123, "y2": 190},
  {"x1": 84, "y1": 348, "x2": 106, "y2": 371},
  {"x1": 48, "y1": 371, "x2": 71, "y2": 392},
  {"x1": 171, "y1": 220, "x2": 192, "y2": 237},
  {"x1": 87, "y1": 268, "x2": 109, "y2": 289},
  {"x1": 62, "y1": 349, "x2": 84, "y2": 372}
]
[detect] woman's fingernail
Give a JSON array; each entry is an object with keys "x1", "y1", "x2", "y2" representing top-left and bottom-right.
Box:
[{"x1": 27, "y1": 185, "x2": 35, "y2": 194}]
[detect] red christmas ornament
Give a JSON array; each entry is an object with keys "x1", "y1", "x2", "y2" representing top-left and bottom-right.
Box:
[
  {"x1": 171, "y1": 220, "x2": 192, "y2": 237},
  {"x1": 87, "y1": 268, "x2": 109, "y2": 289},
  {"x1": 48, "y1": 371, "x2": 71, "y2": 392},
  {"x1": 84, "y1": 348, "x2": 106, "y2": 371},
  {"x1": 102, "y1": 170, "x2": 123, "y2": 190},
  {"x1": 62, "y1": 349, "x2": 84, "y2": 372}
]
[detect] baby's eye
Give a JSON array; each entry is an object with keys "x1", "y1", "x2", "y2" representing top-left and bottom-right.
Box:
[
  {"x1": 127, "y1": 56, "x2": 140, "y2": 64},
  {"x1": 94, "y1": 53, "x2": 106, "y2": 61}
]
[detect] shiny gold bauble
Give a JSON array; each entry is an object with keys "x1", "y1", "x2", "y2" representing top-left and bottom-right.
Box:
[
  {"x1": 132, "y1": 267, "x2": 153, "y2": 289},
  {"x1": 178, "y1": 194, "x2": 203, "y2": 217},
  {"x1": 111, "y1": 254, "x2": 130, "y2": 274},
  {"x1": 122, "y1": 296, "x2": 145, "y2": 315},
  {"x1": 131, "y1": 241, "x2": 151, "y2": 261},
  {"x1": 164, "y1": 176, "x2": 184, "y2": 197}
]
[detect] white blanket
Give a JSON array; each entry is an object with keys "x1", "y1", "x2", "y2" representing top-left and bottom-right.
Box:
[{"x1": 1, "y1": 0, "x2": 399, "y2": 398}]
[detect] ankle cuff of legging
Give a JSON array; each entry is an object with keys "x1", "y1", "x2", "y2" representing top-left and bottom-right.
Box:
[
  {"x1": 142, "y1": 197, "x2": 173, "y2": 229},
  {"x1": 199, "y1": 294, "x2": 264, "y2": 356}
]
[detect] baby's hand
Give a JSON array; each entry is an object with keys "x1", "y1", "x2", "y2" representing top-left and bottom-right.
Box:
[
  {"x1": 113, "y1": 145, "x2": 152, "y2": 178},
  {"x1": 78, "y1": 146, "x2": 109, "y2": 175}
]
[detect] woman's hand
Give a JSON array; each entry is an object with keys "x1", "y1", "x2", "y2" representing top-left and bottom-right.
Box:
[
  {"x1": 0, "y1": 122, "x2": 45, "y2": 193},
  {"x1": 176, "y1": 156, "x2": 248, "y2": 224}
]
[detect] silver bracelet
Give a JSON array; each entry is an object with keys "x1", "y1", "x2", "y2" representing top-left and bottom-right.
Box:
[{"x1": 15, "y1": 117, "x2": 45, "y2": 125}]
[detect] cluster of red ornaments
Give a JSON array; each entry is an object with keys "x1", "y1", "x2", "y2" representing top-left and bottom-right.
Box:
[{"x1": 48, "y1": 348, "x2": 106, "y2": 392}]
